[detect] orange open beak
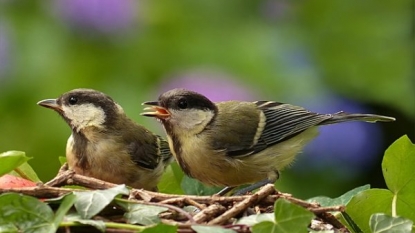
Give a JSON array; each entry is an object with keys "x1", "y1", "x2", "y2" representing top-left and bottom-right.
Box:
[{"x1": 141, "y1": 101, "x2": 170, "y2": 119}]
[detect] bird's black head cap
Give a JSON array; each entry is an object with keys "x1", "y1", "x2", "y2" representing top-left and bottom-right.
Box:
[{"x1": 158, "y1": 88, "x2": 217, "y2": 113}]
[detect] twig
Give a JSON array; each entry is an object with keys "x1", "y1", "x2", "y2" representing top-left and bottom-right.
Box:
[
  {"x1": 44, "y1": 169, "x2": 74, "y2": 187},
  {"x1": 1, "y1": 171, "x2": 350, "y2": 232},
  {"x1": 184, "y1": 198, "x2": 206, "y2": 210},
  {"x1": 0, "y1": 186, "x2": 78, "y2": 198},
  {"x1": 0, "y1": 182, "x2": 271, "y2": 207},
  {"x1": 160, "y1": 197, "x2": 206, "y2": 211},
  {"x1": 144, "y1": 202, "x2": 197, "y2": 225},
  {"x1": 68, "y1": 174, "x2": 118, "y2": 189},
  {"x1": 132, "y1": 188, "x2": 277, "y2": 205},
  {"x1": 192, "y1": 204, "x2": 227, "y2": 224},
  {"x1": 45, "y1": 170, "x2": 117, "y2": 190},
  {"x1": 117, "y1": 198, "x2": 197, "y2": 224},
  {"x1": 317, "y1": 212, "x2": 347, "y2": 230},
  {"x1": 57, "y1": 163, "x2": 69, "y2": 174},
  {"x1": 208, "y1": 184, "x2": 275, "y2": 225},
  {"x1": 309, "y1": 205, "x2": 345, "y2": 214},
  {"x1": 279, "y1": 192, "x2": 320, "y2": 209},
  {"x1": 49, "y1": 173, "x2": 276, "y2": 205}
]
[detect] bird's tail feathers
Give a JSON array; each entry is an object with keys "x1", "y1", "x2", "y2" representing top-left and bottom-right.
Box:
[{"x1": 321, "y1": 111, "x2": 396, "y2": 125}]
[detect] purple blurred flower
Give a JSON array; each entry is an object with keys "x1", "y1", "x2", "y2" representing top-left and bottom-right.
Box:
[
  {"x1": 158, "y1": 69, "x2": 258, "y2": 101},
  {"x1": 54, "y1": 0, "x2": 137, "y2": 35},
  {"x1": 294, "y1": 94, "x2": 383, "y2": 179},
  {"x1": 260, "y1": 0, "x2": 291, "y2": 21}
]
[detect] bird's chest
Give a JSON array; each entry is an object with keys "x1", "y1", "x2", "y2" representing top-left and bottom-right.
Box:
[
  {"x1": 66, "y1": 133, "x2": 128, "y2": 177},
  {"x1": 167, "y1": 133, "x2": 236, "y2": 186}
]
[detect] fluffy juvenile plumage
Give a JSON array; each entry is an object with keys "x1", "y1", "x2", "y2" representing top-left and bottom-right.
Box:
[
  {"x1": 38, "y1": 88, "x2": 172, "y2": 191},
  {"x1": 142, "y1": 88, "x2": 396, "y2": 194}
]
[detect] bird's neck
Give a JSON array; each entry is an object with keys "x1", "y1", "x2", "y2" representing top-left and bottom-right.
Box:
[
  {"x1": 162, "y1": 123, "x2": 192, "y2": 177},
  {"x1": 70, "y1": 131, "x2": 90, "y2": 170}
]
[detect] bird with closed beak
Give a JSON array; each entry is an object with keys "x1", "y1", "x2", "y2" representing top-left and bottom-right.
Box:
[
  {"x1": 142, "y1": 88, "x2": 396, "y2": 195},
  {"x1": 38, "y1": 88, "x2": 173, "y2": 191}
]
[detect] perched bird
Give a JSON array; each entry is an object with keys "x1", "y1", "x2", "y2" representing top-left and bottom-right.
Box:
[
  {"x1": 141, "y1": 88, "x2": 395, "y2": 195},
  {"x1": 38, "y1": 88, "x2": 173, "y2": 191}
]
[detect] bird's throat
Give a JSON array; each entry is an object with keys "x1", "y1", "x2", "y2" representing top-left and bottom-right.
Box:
[{"x1": 70, "y1": 131, "x2": 90, "y2": 170}]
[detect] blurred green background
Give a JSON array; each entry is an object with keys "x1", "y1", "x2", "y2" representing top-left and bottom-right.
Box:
[{"x1": 0, "y1": 0, "x2": 413, "y2": 198}]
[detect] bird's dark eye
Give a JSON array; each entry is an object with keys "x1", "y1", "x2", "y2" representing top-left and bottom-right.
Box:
[
  {"x1": 68, "y1": 96, "x2": 78, "y2": 105},
  {"x1": 178, "y1": 99, "x2": 188, "y2": 109}
]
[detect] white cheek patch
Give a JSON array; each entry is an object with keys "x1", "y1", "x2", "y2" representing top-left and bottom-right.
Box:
[
  {"x1": 170, "y1": 109, "x2": 214, "y2": 135},
  {"x1": 62, "y1": 104, "x2": 106, "y2": 132}
]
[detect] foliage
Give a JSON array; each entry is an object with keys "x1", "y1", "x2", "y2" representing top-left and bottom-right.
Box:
[
  {"x1": 72, "y1": 185, "x2": 129, "y2": 219},
  {"x1": 117, "y1": 201, "x2": 168, "y2": 225},
  {"x1": 308, "y1": 184, "x2": 370, "y2": 207},
  {"x1": 0, "y1": 135, "x2": 413, "y2": 232},
  {"x1": 0, "y1": 151, "x2": 31, "y2": 178},
  {"x1": 0, "y1": 193, "x2": 75, "y2": 233},
  {"x1": 346, "y1": 135, "x2": 415, "y2": 232},
  {"x1": 369, "y1": 214, "x2": 413, "y2": 233},
  {"x1": 240, "y1": 199, "x2": 314, "y2": 233}
]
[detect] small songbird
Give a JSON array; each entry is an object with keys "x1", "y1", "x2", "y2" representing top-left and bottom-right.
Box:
[
  {"x1": 141, "y1": 88, "x2": 396, "y2": 195},
  {"x1": 38, "y1": 88, "x2": 173, "y2": 191}
]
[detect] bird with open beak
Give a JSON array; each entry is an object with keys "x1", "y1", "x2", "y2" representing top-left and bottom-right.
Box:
[{"x1": 142, "y1": 88, "x2": 395, "y2": 195}]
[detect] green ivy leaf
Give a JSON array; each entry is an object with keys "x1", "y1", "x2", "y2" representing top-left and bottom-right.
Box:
[
  {"x1": 10, "y1": 162, "x2": 41, "y2": 182},
  {"x1": 346, "y1": 136, "x2": 415, "y2": 232},
  {"x1": 308, "y1": 184, "x2": 370, "y2": 207},
  {"x1": 370, "y1": 213, "x2": 413, "y2": 233},
  {"x1": 192, "y1": 225, "x2": 237, "y2": 233},
  {"x1": 140, "y1": 223, "x2": 178, "y2": 233},
  {"x1": 58, "y1": 156, "x2": 67, "y2": 166},
  {"x1": 237, "y1": 213, "x2": 274, "y2": 226},
  {"x1": 382, "y1": 135, "x2": 415, "y2": 220},
  {"x1": 0, "y1": 193, "x2": 56, "y2": 233},
  {"x1": 181, "y1": 176, "x2": 222, "y2": 195},
  {"x1": 117, "y1": 202, "x2": 167, "y2": 225},
  {"x1": 53, "y1": 194, "x2": 76, "y2": 228},
  {"x1": 252, "y1": 199, "x2": 314, "y2": 233},
  {"x1": 0, "y1": 223, "x2": 18, "y2": 233},
  {"x1": 346, "y1": 189, "x2": 393, "y2": 233},
  {"x1": 252, "y1": 222, "x2": 278, "y2": 233},
  {"x1": 0, "y1": 151, "x2": 31, "y2": 177},
  {"x1": 158, "y1": 162, "x2": 184, "y2": 194},
  {"x1": 65, "y1": 213, "x2": 106, "y2": 232},
  {"x1": 73, "y1": 185, "x2": 129, "y2": 219}
]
